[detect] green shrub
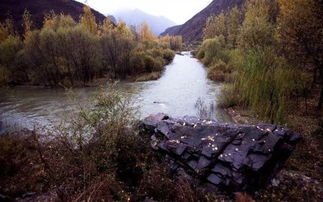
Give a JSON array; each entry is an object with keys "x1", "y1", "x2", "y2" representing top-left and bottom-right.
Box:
[
  {"x1": 197, "y1": 37, "x2": 227, "y2": 66},
  {"x1": 130, "y1": 51, "x2": 146, "y2": 73}
]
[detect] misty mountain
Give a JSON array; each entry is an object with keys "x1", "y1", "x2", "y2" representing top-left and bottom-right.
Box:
[
  {"x1": 0, "y1": 0, "x2": 110, "y2": 34},
  {"x1": 114, "y1": 9, "x2": 176, "y2": 36},
  {"x1": 161, "y1": 0, "x2": 245, "y2": 42}
]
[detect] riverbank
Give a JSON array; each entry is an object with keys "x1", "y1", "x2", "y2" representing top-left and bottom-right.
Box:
[{"x1": 0, "y1": 88, "x2": 230, "y2": 202}]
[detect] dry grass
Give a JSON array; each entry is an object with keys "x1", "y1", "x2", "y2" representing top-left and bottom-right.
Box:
[{"x1": 134, "y1": 72, "x2": 162, "y2": 82}]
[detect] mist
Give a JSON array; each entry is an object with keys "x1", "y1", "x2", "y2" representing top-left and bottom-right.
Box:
[{"x1": 75, "y1": 0, "x2": 212, "y2": 24}]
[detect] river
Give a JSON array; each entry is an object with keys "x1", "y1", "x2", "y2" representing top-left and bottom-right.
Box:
[{"x1": 0, "y1": 52, "x2": 232, "y2": 133}]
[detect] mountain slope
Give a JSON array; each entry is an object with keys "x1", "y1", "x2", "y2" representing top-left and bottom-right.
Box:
[
  {"x1": 161, "y1": 0, "x2": 245, "y2": 42},
  {"x1": 114, "y1": 9, "x2": 176, "y2": 36},
  {"x1": 0, "y1": 0, "x2": 107, "y2": 33}
]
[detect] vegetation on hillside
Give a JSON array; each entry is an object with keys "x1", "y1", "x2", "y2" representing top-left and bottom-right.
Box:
[
  {"x1": 198, "y1": 0, "x2": 322, "y2": 123},
  {"x1": 0, "y1": 6, "x2": 183, "y2": 87}
]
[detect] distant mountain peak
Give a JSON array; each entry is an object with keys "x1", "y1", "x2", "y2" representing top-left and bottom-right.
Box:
[{"x1": 114, "y1": 9, "x2": 176, "y2": 36}]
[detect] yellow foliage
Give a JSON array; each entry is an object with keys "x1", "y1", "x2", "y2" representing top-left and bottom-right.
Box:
[
  {"x1": 139, "y1": 23, "x2": 157, "y2": 42},
  {"x1": 80, "y1": 6, "x2": 97, "y2": 34}
]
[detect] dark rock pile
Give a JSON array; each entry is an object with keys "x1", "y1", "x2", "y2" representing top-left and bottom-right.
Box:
[{"x1": 141, "y1": 113, "x2": 301, "y2": 192}]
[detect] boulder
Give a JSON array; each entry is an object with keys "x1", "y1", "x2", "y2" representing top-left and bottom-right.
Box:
[{"x1": 141, "y1": 113, "x2": 301, "y2": 192}]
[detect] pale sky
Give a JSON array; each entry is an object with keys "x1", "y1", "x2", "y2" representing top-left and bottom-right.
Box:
[{"x1": 76, "y1": 0, "x2": 213, "y2": 24}]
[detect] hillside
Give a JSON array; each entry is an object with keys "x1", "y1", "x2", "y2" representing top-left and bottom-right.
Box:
[
  {"x1": 114, "y1": 9, "x2": 176, "y2": 36},
  {"x1": 0, "y1": 0, "x2": 107, "y2": 33},
  {"x1": 161, "y1": 0, "x2": 245, "y2": 42}
]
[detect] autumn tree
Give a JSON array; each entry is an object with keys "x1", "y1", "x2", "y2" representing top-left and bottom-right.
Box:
[
  {"x1": 0, "y1": 36, "x2": 23, "y2": 84},
  {"x1": 159, "y1": 34, "x2": 183, "y2": 51},
  {"x1": 238, "y1": 0, "x2": 275, "y2": 50},
  {"x1": 203, "y1": 13, "x2": 227, "y2": 40},
  {"x1": 22, "y1": 9, "x2": 32, "y2": 38},
  {"x1": 0, "y1": 19, "x2": 15, "y2": 43},
  {"x1": 100, "y1": 22, "x2": 134, "y2": 78},
  {"x1": 139, "y1": 22, "x2": 157, "y2": 42},
  {"x1": 80, "y1": 6, "x2": 97, "y2": 34},
  {"x1": 277, "y1": 0, "x2": 323, "y2": 108},
  {"x1": 226, "y1": 7, "x2": 241, "y2": 48}
]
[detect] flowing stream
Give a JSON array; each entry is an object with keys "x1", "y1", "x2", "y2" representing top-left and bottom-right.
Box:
[{"x1": 0, "y1": 52, "x2": 232, "y2": 133}]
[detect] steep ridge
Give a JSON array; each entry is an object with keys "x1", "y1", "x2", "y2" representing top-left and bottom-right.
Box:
[
  {"x1": 161, "y1": 0, "x2": 245, "y2": 42},
  {"x1": 0, "y1": 0, "x2": 108, "y2": 33}
]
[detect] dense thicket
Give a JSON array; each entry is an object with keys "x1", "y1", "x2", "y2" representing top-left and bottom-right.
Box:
[
  {"x1": 198, "y1": 0, "x2": 322, "y2": 123},
  {"x1": 0, "y1": 6, "x2": 182, "y2": 86}
]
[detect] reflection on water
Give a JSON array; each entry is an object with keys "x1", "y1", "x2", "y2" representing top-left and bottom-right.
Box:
[{"x1": 0, "y1": 52, "x2": 232, "y2": 133}]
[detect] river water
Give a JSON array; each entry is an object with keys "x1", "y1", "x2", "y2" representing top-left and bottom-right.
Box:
[{"x1": 0, "y1": 52, "x2": 232, "y2": 133}]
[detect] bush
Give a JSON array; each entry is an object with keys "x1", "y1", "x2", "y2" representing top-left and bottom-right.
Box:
[
  {"x1": 129, "y1": 52, "x2": 145, "y2": 74},
  {"x1": 161, "y1": 49, "x2": 175, "y2": 63},
  {"x1": 0, "y1": 35, "x2": 23, "y2": 85},
  {"x1": 197, "y1": 36, "x2": 228, "y2": 66}
]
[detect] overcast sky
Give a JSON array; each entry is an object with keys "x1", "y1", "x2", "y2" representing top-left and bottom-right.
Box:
[{"x1": 75, "y1": 0, "x2": 213, "y2": 24}]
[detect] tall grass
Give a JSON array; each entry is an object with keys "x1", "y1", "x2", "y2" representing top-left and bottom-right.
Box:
[{"x1": 219, "y1": 48, "x2": 310, "y2": 123}]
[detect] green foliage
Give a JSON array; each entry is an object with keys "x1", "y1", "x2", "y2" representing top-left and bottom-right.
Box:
[
  {"x1": 198, "y1": 0, "x2": 315, "y2": 123},
  {"x1": 238, "y1": 0, "x2": 275, "y2": 50},
  {"x1": 197, "y1": 37, "x2": 227, "y2": 66},
  {"x1": 224, "y1": 48, "x2": 309, "y2": 123}
]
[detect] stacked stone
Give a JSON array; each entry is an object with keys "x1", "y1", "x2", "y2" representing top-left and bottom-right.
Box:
[{"x1": 142, "y1": 113, "x2": 301, "y2": 192}]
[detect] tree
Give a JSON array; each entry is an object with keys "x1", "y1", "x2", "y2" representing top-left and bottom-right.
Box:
[
  {"x1": 203, "y1": 13, "x2": 227, "y2": 40},
  {"x1": 0, "y1": 19, "x2": 15, "y2": 43},
  {"x1": 238, "y1": 0, "x2": 275, "y2": 50},
  {"x1": 100, "y1": 28, "x2": 134, "y2": 78},
  {"x1": 277, "y1": 0, "x2": 323, "y2": 108},
  {"x1": 22, "y1": 9, "x2": 33, "y2": 38},
  {"x1": 226, "y1": 7, "x2": 241, "y2": 48},
  {"x1": 80, "y1": 6, "x2": 97, "y2": 34},
  {"x1": 138, "y1": 23, "x2": 157, "y2": 42},
  {"x1": 0, "y1": 36, "x2": 23, "y2": 84}
]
